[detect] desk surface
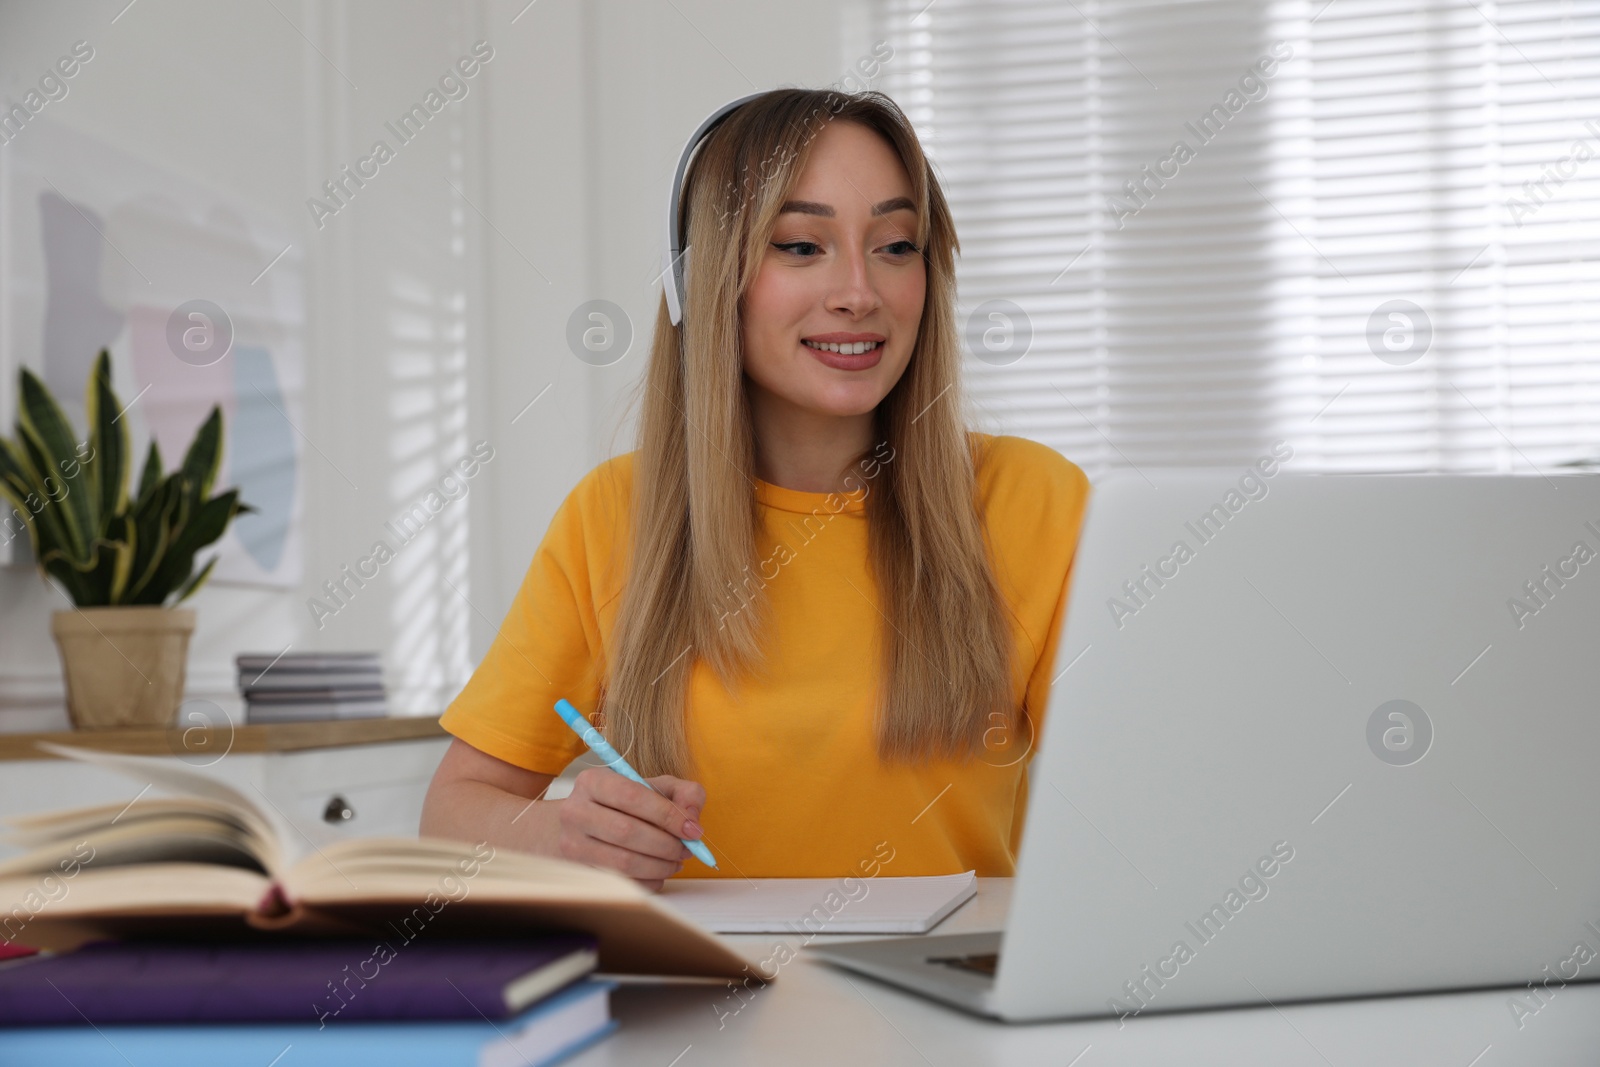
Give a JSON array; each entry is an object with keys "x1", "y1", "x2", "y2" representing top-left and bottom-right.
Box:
[{"x1": 582, "y1": 878, "x2": 1600, "y2": 1066}]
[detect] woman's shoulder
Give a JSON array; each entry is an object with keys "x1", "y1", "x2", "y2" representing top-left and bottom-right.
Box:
[
  {"x1": 545, "y1": 451, "x2": 637, "y2": 553},
  {"x1": 970, "y1": 431, "x2": 1091, "y2": 513},
  {"x1": 569, "y1": 450, "x2": 637, "y2": 507},
  {"x1": 538, "y1": 452, "x2": 637, "y2": 605}
]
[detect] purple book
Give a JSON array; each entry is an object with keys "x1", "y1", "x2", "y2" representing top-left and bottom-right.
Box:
[{"x1": 0, "y1": 935, "x2": 599, "y2": 1026}]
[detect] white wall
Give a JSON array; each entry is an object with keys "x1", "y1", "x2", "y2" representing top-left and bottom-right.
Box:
[{"x1": 0, "y1": 0, "x2": 877, "y2": 732}]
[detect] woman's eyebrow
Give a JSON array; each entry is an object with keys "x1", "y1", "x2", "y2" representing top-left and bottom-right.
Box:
[{"x1": 778, "y1": 196, "x2": 916, "y2": 218}]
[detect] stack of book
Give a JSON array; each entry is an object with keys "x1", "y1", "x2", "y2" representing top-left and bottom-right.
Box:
[
  {"x1": 0, "y1": 743, "x2": 759, "y2": 1064},
  {"x1": 0, "y1": 938, "x2": 619, "y2": 1067},
  {"x1": 237, "y1": 651, "x2": 388, "y2": 724}
]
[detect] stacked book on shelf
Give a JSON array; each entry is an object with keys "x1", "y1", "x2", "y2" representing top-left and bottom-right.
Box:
[{"x1": 237, "y1": 651, "x2": 388, "y2": 724}]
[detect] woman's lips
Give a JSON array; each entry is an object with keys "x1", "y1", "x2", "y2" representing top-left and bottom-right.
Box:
[{"x1": 800, "y1": 339, "x2": 883, "y2": 371}]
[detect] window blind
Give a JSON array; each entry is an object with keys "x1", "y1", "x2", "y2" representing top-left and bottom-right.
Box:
[{"x1": 871, "y1": 0, "x2": 1600, "y2": 475}]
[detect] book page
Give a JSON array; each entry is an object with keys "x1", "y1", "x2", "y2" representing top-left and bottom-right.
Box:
[
  {"x1": 282, "y1": 836, "x2": 646, "y2": 903},
  {"x1": 657, "y1": 871, "x2": 979, "y2": 934},
  {"x1": 30, "y1": 742, "x2": 289, "y2": 875},
  {"x1": 0, "y1": 801, "x2": 272, "y2": 878},
  {"x1": 275, "y1": 837, "x2": 760, "y2": 980},
  {"x1": 0, "y1": 863, "x2": 268, "y2": 924},
  {"x1": 0, "y1": 856, "x2": 273, "y2": 953}
]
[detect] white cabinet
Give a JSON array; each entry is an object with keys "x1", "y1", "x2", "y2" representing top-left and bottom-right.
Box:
[
  {"x1": 0, "y1": 727, "x2": 451, "y2": 860},
  {"x1": 258, "y1": 737, "x2": 451, "y2": 839}
]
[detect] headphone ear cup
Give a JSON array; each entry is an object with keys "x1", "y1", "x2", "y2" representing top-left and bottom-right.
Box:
[
  {"x1": 677, "y1": 246, "x2": 691, "y2": 323},
  {"x1": 664, "y1": 91, "x2": 767, "y2": 328},
  {"x1": 664, "y1": 244, "x2": 690, "y2": 326},
  {"x1": 664, "y1": 244, "x2": 684, "y2": 325}
]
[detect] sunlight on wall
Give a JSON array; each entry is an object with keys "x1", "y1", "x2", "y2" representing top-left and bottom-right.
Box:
[{"x1": 384, "y1": 139, "x2": 472, "y2": 716}]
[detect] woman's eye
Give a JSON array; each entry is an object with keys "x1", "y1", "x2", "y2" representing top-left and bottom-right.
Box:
[{"x1": 773, "y1": 240, "x2": 921, "y2": 258}]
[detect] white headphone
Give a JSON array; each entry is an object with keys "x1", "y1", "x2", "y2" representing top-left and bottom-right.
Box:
[{"x1": 662, "y1": 91, "x2": 769, "y2": 326}]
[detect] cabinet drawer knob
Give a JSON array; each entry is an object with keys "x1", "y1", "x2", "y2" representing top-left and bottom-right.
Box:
[{"x1": 322, "y1": 794, "x2": 355, "y2": 824}]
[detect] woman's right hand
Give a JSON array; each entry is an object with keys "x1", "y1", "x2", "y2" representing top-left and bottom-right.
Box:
[{"x1": 555, "y1": 768, "x2": 708, "y2": 892}]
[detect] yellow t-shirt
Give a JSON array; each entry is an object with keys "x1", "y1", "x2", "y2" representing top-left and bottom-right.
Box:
[{"x1": 439, "y1": 432, "x2": 1090, "y2": 878}]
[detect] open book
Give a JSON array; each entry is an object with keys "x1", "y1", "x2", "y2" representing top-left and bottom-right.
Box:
[{"x1": 0, "y1": 744, "x2": 754, "y2": 980}]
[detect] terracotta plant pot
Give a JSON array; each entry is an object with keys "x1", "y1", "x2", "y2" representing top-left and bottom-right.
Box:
[{"x1": 49, "y1": 607, "x2": 196, "y2": 730}]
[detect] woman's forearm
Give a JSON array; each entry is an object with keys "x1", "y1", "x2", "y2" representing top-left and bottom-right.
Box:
[
  {"x1": 420, "y1": 741, "x2": 701, "y2": 891},
  {"x1": 420, "y1": 775, "x2": 563, "y2": 857}
]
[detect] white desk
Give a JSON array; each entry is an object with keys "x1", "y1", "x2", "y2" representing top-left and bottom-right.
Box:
[{"x1": 576, "y1": 879, "x2": 1600, "y2": 1066}]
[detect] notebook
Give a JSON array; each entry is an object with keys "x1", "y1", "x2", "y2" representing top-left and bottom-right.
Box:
[
  {"x1": 0, "y1": 976, "x2": 617, "y2": 1067},
  {"x1": 0, "y1": 936, "x2": 598, "y2": 1025},
  {"x1": 659, "y1": 871, "x2": 978, "y2": 933}
]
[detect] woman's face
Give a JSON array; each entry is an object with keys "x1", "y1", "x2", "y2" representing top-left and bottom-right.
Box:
[{"x1": 740, "y1": 119, "x2": 925, "y2": 424}]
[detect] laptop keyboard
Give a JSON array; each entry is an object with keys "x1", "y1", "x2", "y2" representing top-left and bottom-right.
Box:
[{"x1": 928, "y1": 951, "x2": 999, "y2": 976}]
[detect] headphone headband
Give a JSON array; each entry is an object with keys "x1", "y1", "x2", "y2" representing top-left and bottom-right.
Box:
[{"x1": 663, "y1": 91, "x2": 768, "y2": 326}]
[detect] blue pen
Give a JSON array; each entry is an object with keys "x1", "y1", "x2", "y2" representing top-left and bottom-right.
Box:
[{"x1": 553, "y1": 698, "x2": 718, "y2": 870}]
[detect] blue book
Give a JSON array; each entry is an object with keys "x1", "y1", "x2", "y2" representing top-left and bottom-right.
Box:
[{"x1": 0, "y1": 976, "x2": 617, "y2": 1067}]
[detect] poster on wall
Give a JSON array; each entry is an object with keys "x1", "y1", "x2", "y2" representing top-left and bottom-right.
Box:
[{"x1": 0, "y1": 115, "x2": 304, "y2": 589}]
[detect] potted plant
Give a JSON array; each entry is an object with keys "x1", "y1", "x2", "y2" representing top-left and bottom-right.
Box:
[{"x1": 0, "y1": 349, "x2": 253, "y2": 729}]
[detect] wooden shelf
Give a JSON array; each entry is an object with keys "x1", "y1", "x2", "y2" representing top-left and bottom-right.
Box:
[{"x1": 0, "y1": 716, "x2": 448, "y2": 761}]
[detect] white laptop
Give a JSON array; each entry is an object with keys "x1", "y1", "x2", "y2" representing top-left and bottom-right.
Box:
[{"x1": 810, "y1": 470, "x2": 1600, "y2": 1022}]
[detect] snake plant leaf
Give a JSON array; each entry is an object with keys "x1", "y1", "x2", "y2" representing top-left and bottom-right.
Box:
[
  {"x1": 0, "y1": 434, "x2": 30, "y2": 499},
  {"x1": 173, "y1": 554, "x2": 219, "y2": 605},
  {"x1": 125, "y1": 476, "x2": 184, "y2": 603},
  {"x1": 0, "y1": 436, "x2": 39, "y2": 524},
  {"x1": 18, "y1": 368, "x2": 91, "y2": 560},
  {"x1": 177, "y1": 488, "x2": 242, "y2": 553},
  {"x1": 141, "y1": 488, "x2": 242, "y2": 606},
  {"x1": 177, "y1": 406, "x2": 223, "y2": 505},
  {"x1": 85, "y1": 349, "x2": 128, "y2": 534},
  {"x1": 80, "y1": 535, "x2": 122, "y2": 607},
  {"x1": 38, "y1": 549, "x2": 93, "y2": 606},
  {"x1": 5, "y1": 361, "x2": 252, "y2": 609},
  {"x1": 39, "y1": 530, "x2": 132, "y2": 607},
  {"x1": 39, "y1": 529, "x2": 127, "y2": 607},
  {"x1": 107, "y1": 513, "x2": 137, "y2": 603},
  {"x1": 0, "y1": 439, "x2": 46, "y2": 559},
  {"x1": 169, "y1": 475, "x2": 194, "y2": 539},
  {"x1": 134, "y1": 439, "x2": 162, "y2": 506},
  {"x1": 1, "y1": 434, "x2": 76, "y2": 567}
]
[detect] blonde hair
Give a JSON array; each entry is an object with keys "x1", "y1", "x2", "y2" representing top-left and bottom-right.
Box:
[{"x1": 601, "y1": 88, "x2": 1015, "y2": 778}]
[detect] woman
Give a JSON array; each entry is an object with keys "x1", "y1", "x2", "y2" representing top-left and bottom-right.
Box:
[{"x1": 421, "y1": 88, "x2": 1089, "y2": 890}]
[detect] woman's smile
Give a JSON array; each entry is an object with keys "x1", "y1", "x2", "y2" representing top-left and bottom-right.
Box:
[{"x1": 800, "y1": 334, "x2": 886, "y2": 370}]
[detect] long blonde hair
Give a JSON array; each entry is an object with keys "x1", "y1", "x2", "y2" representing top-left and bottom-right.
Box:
[{"x1": 602, "y1": 88, "x2": 1015, "y2": 778}]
